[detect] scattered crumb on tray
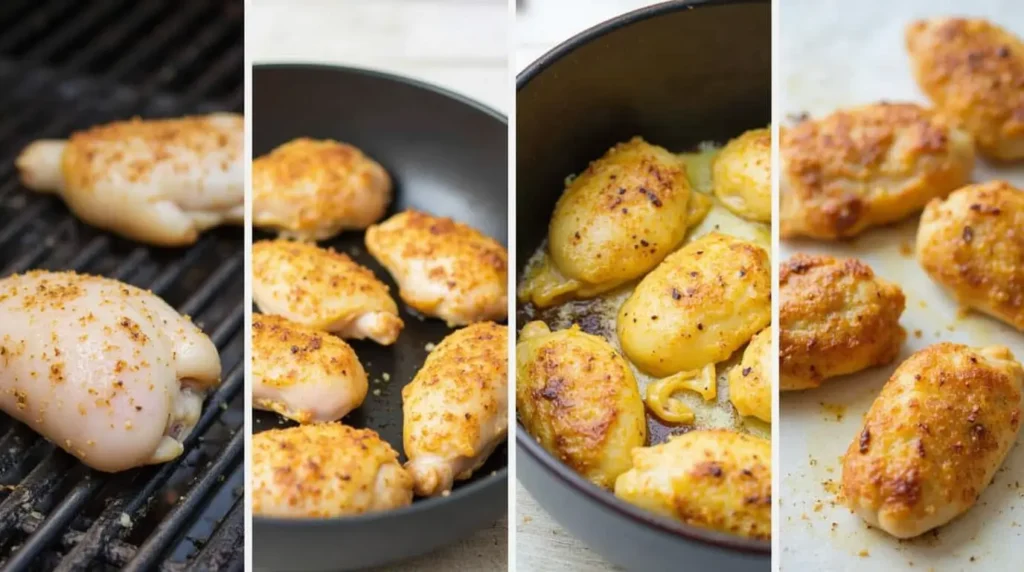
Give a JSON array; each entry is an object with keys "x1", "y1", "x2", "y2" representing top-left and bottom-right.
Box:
[
  {"x1": 914, "y1": 329, "x2": 922, "y2": 338},
  {"x1": 820, "y1": 402, "x2": 846, "y2": 422},
  {"x1": 859, "y1": 549, "x2": 870, "y2": 558},
  {"x1": 899, "y1": 241, "x2": 913, "y2": 257}
]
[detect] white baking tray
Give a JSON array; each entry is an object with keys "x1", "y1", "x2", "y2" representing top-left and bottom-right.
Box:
[{"x1": 779, "y1": 1, "x2": 1024, "y2": 569}]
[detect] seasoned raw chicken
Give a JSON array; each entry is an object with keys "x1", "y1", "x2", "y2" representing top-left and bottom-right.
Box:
[
  {"x1": 519, "y1": 137, "x2": 693, "y2": 307},
  {"x1": 16, "y1": 114, "x2": 243, "y2": 246},
  {"x1": 729, "y1": 327, "x2": 772, "y2": 423},
  {"x1": 252, "y1": 423, "x2": 413, "y2": 517},
  {"x1": 516, "y1": 321, "x2": 646, "y2": 489},
  {"x1": 252, "y1": 314, "x2": 367, "y2": 424},
  {"x1": 780, "y1": 254, "x2": 906, "y2": 390},
  {"x1": 917, "y1": 181, "x2": 1024, "y2": 331},
  {"x1": 403, "y1": 322, "x2": 507, "y2": 496},
  {"x1": 252, "y1": 138, "x2": 391, "y2": 241},
  {"x1": 614, "y1": 430, "x2": 772, "y2": 540},
  {"x1": 0, "y1": 271, "x2": 221, "y2": 472},
  {"x1": 365, "y1": 210, "x2": 507, "y2": 326},
  {"x1": 252, "y1": 239, "x2": 403, "y2": 345},
  {"x1": 713, "y1": 127, "x2": 771, "y2": 222},
  {"x1": 907, "y1": 18, "x2": 1024, "y2": 161},
  {"x1": 781, "y1": 103, "x2": 974, "y2": 239},
  {"x1": 842, "y1": 343, "x2": 1024, "y2": 538},
  {"x1": 618, "y1": 232, "x2": 771, "y2": 377}
]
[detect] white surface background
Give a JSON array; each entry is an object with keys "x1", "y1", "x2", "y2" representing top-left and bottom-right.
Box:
[
  {"x1": 249, "y1": 1, "x2": 508, "y2": 570},
  {"x1": 780, "y1": 1, "x2": 1024, "y2": 571}
]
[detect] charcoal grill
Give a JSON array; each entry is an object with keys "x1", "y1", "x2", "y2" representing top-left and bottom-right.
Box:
[{"x1": 0, "y1": 1, "x2": 244, "y2": 570}]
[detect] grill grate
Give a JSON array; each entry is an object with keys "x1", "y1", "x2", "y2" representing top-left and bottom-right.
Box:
[{"x1": 0, "y1": 1, "x2": 244, "y2": 570}]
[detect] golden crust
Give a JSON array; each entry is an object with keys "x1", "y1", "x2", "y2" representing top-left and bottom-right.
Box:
[
  {"x1": 917, "y1": 180, "x2": 1024, "y2": 330},
  {"x1": 713, "y1": 128, "x2": 771, "y2": 222},
  {"x1": 252, "y1": 423, "x2": 413, "y2": 518},
  {"x1": 252, "y1": 138, "x2": 391, "y2": 240},
  {"x1": 842, "y1": 343, "x2": 1024, "y2": 538},
  {"x1": 906, "y1": 18, "x2": 1024, "y2": 161},
  {"x1": 614, "y1": 430, "x2": 772, "y2": 540},
  {"x1": 780, "y1": 103, "x2": 975, "y2": 239},
  {"x1": 780, "y1": 254, "x2": 906, "y2": 390},
  {"x1": 729, "y1": 327, "x2": 772, "y2": 423},
  {"x1": 516, "y1": 322, "x2": 646, "y2": 489}
]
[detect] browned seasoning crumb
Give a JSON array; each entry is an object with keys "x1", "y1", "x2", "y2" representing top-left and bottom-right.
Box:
[{"x1": 859, "y1": 549, "x2": 870, "y2": 558}]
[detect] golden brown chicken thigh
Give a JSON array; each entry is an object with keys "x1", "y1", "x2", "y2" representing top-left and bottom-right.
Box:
[
  {"x1": 614, "y1": 430, "x2": 772, "y2": 540},
  {"x1": 713, "y1": 127, "x2": 771, "y2": 222},
  {"x1": 403, "y1": 322, "x2": 508, "y2": 497},
  {"x1": 729, "y1": 327, "x2": 772, "y2": 423},
  {"x1": 252, "y1": 239, "x2": 404, "y2": 344},
  {"x1": 906, "y1": 18, "x2": 1024, "y2": 161},
  {"x1": 252, "y1": 138, "x2": 392, "y2": 241},
  {"x1": 780, "y1": 103, "x2": 974, "y2": 239},
  {"x1": 365, "y1": 210, "x2": 507, "y2": 327},
  {"x1": 252, "y1": 423, "x2": 413, "y2": 518},
  {"x1": 842, "y1": 343, "x2": 1024, "y2": 538},
  {"x1": 917, "y1": 180, "x2": 1024, "y2": 331},
  {"x1": 780, "y1": 254, "x2": 906, "y2": 390},
  {"x1": 516, "y1": 321, "x2": 646, "y2": 489}
]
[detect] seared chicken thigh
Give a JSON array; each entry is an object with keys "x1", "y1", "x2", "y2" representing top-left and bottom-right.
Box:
[
  {"x1": 781, "y1": 103, "x2": 974, "y2": 239},
  {"x1": 252, "y1": 138, "x2": 392, "y2": 241},
  {"x1": 907, "y1": 18, "x2": 1024, "y2": 161},
  {"x1": 917, "y1": 181, "x2": 1024, "y2": 331},
  {"x1": 16, "y1": 114, "x2": 243, "y2": 246},
  {"x1": 252, "y1": 239, "x2": 404, "y2": 345},
  {"x1": 252, "y1": 314, "x2": 368, "y2": 424},
  {"x1": 0, "y1": 271, "x2": 221, "y2": 472},
  {"x1": 516, "y1": 321, "x2": 646, "y2": 489},
  {"x1": 729, "y1": 327, "x2": 772, "y2": 423},
  {"x1": 366, "y1": 210, "x2": 508, "y2": 326},
  {"x1": 252, "y1": 423, "x2": 413, "y2": 517},
  {"x1": 713, "y1": 127, "x2": 772, "y2": 222},
  {"x1": 403, "y1": 322, "x2": 507, "y2": 497},
  {"x1": 842, "y1": 343, "x2": 1024, "y2": 538}
]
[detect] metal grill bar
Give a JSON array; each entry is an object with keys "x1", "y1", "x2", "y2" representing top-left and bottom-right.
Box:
[
  {"x1": 177, "y1": 500, "x2": 244, "y2": 572},
  {"x1": 23, "y1": 2, "x2": 123, "y2": 63}
]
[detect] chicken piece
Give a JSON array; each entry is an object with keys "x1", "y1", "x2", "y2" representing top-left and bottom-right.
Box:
[
  {"x1": 403, "y1": 322, "x2": 507, "y2": 496},
  {"x1": 614, "y1": 430, "x2": 772, "y2": 540},
  {"x1": 519, "y1": 137, "x2": 693, "y2": 308},
  {"x1": 252, "y1": 138, "x2": 391, "y2": 241},
  {"x1": 252, "y1": 239, "x2": 403, "y2": 345},
  {"x1": 618, "y1": 232, "x2": 771, "y2": 377},
  {"x1": 516, "y1": 321, "x2": 646, "y2": 489},
  {"x1": 917, "y1": 181, "x2": 1024, "y2": 331},
  {"x1": 16, "y1": 114, "x2": 243, "y2": 246},
  {"x1": 0, "y1": 271, "x2": 220, "y2": 472},
  {"x1": 252, "y1": 314, "x2": 367, "y2": 424},
  {"x1": 780, "y1": 254, "x2": 906, "y2": 390},
  {"x1": 713, "y1": 127, "x2": 771, "y2": 222},
  {"x1": 907, "y1": 18, "x2": 1024, "y2": 161},
  {"x1": 729, "y1": 327, "x2": 771, "y2": 423},
  {"x1": 365, "y1": 210, "x2": 507, "y2": 326},
  {"x1": 252, "y1": 423, "x2": 413, "y2": 517},
  {"x1": 781, "y1": 103, "x2": 975, "y2": 239},
  {"x1": 842, "y1": 343, "x2": 1023, "y2": 538}
]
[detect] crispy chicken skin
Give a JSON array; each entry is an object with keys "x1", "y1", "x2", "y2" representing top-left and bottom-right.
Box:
[
  {"x1": 16, "y1": 114, "x2": 243, "y2": 246},
  {"x1": 780, "y1": 103, "x2": 975, "y2": 239},
  {"x1": 0, "y1": 271, "x2": 221, "y2": 472},
  {"x1": 906, "y1": 18, "x2": 1024, "y2": 161},
  {"x1": 713, "y1": 127, "x2": 771, "y2": 222},
  {"x1": 917, "y1": 181, "x2": 1024, "y2": 331},
  {"x1": 403, "y1": 322, "x2": 507, "y2": 497},
  {"x1": 252, "y1": 423, "x2": 413, "y2": 518},
  {"x1": 252, "y1": 314, "x2": 367, "y2": 424},
  {"x1": 365, "y1": 210, "x2": 507, "y2": 326},
  {"x1": 618, "y1": 232, "x2": 771, "y2": 377},
  {"x1": 252, "y1": 239, "x2": 403, "y2": 345},
  {"x1": 518, "y1": 137, "x2": 693, "y2": 307},
  {"x1": 842, "y1": 343, "x2": 1024, "y2": 539},
  {"x1": 516, "y1": 321, "x2": 646, "y2": 489},
  {"x1": 781, "y1": 254, "x2": 906, "y2": 391},
  {"x1": 252, "y1": 138, "x2": 391, "y2": 241},
  {"x1": 614, "y1": 430, "x2": 772, "y2": 540},
  {"x1": 729, "y1": 327, "x2": 772, "y2": 423}
]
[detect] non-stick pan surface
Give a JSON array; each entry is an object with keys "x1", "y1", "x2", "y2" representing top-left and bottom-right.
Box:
[
  {"x1": 516, "y1": 1, "x2": 771, "y2": 571},
  {"x1": 252, "y1": 64, "x2": 508, "y2": 572}
]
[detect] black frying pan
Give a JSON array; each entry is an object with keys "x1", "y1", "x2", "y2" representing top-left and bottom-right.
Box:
[
  {"x1": 252, "y1": 64, "x2": 508, "y2": 572},
  {"x1": 516, "y1": 1, "x2": 771, "y2": 570}
]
